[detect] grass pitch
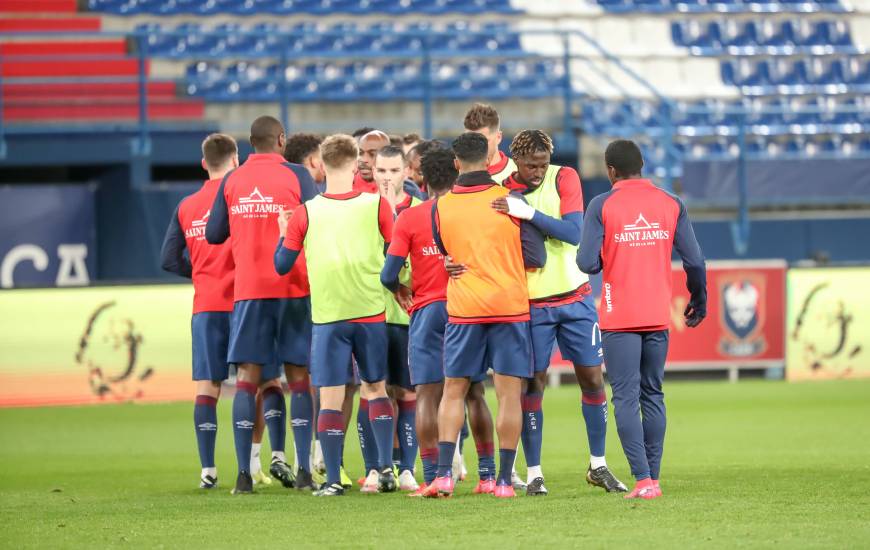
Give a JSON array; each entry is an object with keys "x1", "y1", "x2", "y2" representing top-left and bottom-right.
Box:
[{"x1": 1, "y1": 380, "x2": 868, "y2": 549}]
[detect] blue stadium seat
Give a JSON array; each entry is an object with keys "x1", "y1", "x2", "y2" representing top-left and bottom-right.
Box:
[
  {"x1": 720, "y1": 20, "x2": 758, "y2": 50},
  {"x1": 757, "y1": 20, "x2": 796, "y2": 48},
  {"x1": 768, "y1": 58, "x2": 809, "y2": 86}
]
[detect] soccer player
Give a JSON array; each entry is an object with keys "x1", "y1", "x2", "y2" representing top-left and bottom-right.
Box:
[
  {"x1": 578, "y1": 139, "x2": 707, "y2": 499},
  {"x1": 353, "y1": 130, "x2": 390, "y2": 194},
  {"x1": 406, "y1": 139, "x2": 443, "y2": 195},
  {"x1": 381, "y1": 147, "x2": 499, "y2": 496},
  {"x1": 402, "y1": 133, "x2": 421, "y2": 156},
  {"x1": 426, "y1": 132, "x2": 545, "y2": 498},
  {"x1": 372, "y1": 146, "x2": 422, "y2": 492},
  {"x1": 160, "y1": 133, "x2": 239, "y2": 490},
  {"x1": 497, "y1": 130, "x2": 627, "y2": 495},
  {"x1": 274, "y1": 133, "x2": 398, "y2": 497},
  {"x1": 205, "y1": 116, "x2": 319, "y2": 494},
  {"x1": 284, "y1": 133, "x2": 325, "y2": 194},
  {"x1": 463, "y1": 103, "x2": 516, "y2": 185}
]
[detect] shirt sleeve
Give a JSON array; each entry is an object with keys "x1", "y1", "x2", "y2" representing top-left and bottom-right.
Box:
[
  {"x1": 386, "y1": 210, "x2": 412, "y2": 259},
  {"x1": 380, "y1": 254, "x2": 406, "y2": 292},
  {"x1": 285, "y1": 162, "x2": 319, "y2": 203},
  {"x1": 672, "y1": 197, "x2": 707, "y2": 311},
  {"x1": 282, "y1": 205, "x2": 309, "y2": 252},
  {"x1": 513, "y1": 194, "x2": 546, "y2": 269},
  {"x1": 377, "y1": 196, "x2": 395, "y2": 243},
  {"x1": 205, "y1": 172, "x2": 232, "y2": 244},
  {"x1": 577, "y1": 194, "x2": 606, "y2": 274},
  {"x1": 556, "y1": 166, "x2": 584, "y2": 215},
  {"x1": 274, "y1": 237, "x2": 301, "y2": 275},
  {"x1": 529, "y1": 211, "x2": 583, "y2": 246},
  {"x1": 159, "y1": 204, "x2": 192, "y2": 278}
]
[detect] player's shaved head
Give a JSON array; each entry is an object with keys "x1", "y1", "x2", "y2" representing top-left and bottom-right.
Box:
[
  {"x1": 249, "y1": 115, "x2": 285, "y2": 153},
  {"x1": 605, "y1": 139, "x2": 644, "y2": 180},
  {"x1": 201, "y1": 133, "x2": 238, "y2": 170},
  {"x1": 451, "y1": 132, "x2": 489, "y2": 173},
  {"x1": 352, "y1": 126, "x2": 376, "y2": 140},
  {"x1": 358, "y1": 130, "x2": 391, "y2": 182},
  {"x1": 420, "y1": 148, "x2": 457, "y2": 195},
  {"x1": 321, "y1": 134, "x2": 359, "y2": 171}
]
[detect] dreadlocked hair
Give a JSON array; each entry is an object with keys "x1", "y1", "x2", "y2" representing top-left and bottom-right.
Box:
[{"x1": 510, "y1": 130, "x2": 554, "y2": 159}]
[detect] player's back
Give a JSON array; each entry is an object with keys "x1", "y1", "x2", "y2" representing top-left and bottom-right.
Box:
[
  {"x1": 436, "y1": 184, "x2": 529, "y2": 322},
  {"x1": 178, "y1": 179, "x2": 234, "y2": 313},
  {"x1": 221, "y1": 153, "x2": 312, "y2": 301},
  {"x1": 303, "y1": 192, "x2": 386, "y2": 323},
  {"x1": 594, "y1": 179, "x2": 681, "y2": 330},
  {"x1": 396, "y1": 199, "x2": 448, "y2": 313}
]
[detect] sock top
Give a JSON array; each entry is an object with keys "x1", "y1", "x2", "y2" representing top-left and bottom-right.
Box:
[
  {"x1": 262, "y1": 385, "x2": 284, "y2": 397},
  {"x1": 317, "y1": 410, "x2": 344, "y2": 432},
  {"x1": 521, "y1": 393, "x2": 543, "y2": 411},
  {"x1": 397, "y1": 399, "x2": 416, "y2": 412},
  {"x1": 289, "y1": 379, "x2": 310, "y2": 393},
  {"x1": 195, "y1": 395, "x2": 218, "y2": 407},
  {"x1": 236, "y1": 381, "x2": 257, "y2": 395}
]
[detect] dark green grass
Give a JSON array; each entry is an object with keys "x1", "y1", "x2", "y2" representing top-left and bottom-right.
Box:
[{"x1": 1, "y1": 380, "x2": 869, "y2": 549}]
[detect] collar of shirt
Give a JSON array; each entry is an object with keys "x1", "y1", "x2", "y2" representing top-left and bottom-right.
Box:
[
  {"x1": 456, "y1": 170, "x2": 495, "y2": 187},
  {"x1": 244, "y1": 153, "x2": 286, "y2": 164},
  {"x1": 503, "y1": 173, "x2": 537, "y2": 194},
  {"x1": 612, "y1": 178, "x2": 653, "y2": 190},
  {"x1": 395, "y1": 193, "x2": 413, "y2": 214},
  {"x1": 323, "y1": 190, "x2": 362, "y2": 200},
  {"x1": 487, "y1": 150, "x2": 509, "y2": 175}
]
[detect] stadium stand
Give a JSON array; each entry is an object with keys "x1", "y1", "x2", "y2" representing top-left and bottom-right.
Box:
[{"x1": 1, "y1": 0, "x2": 869, "y2": 197}]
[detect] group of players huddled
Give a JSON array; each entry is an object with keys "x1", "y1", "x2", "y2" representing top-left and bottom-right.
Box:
[{"x1": 161, "y1": 102, "x2": 708, "y2": 499}]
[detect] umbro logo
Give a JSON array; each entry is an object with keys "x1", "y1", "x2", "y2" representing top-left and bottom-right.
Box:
[
  {"x1": 197, "y1": 422, "x2": 217, "y2": 431},
  {"x1": 291, "y1": 418, "x2": 309, "y2": 427},
  {"x1": 325, "y1": 429, "x2": 343, "y2": 436},
  {"x1": 235, "y1": 420, "x2": 255, "y2": 429},
  {"x1": 264, "y1": 409, "x2": 282, "y2": 420}
]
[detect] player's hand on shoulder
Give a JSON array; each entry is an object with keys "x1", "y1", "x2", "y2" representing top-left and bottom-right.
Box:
[
  {"x1": 444, "y1": 255, "x2": 467, "y2": 279},
  {"x1": 491, "y1": 196, "x2": 510, "y2": 214},
  {"x1": 492, "y1": 195, "x2": 535, "y2": 221}
]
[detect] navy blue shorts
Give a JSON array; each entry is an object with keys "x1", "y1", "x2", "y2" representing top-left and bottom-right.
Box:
[
  {"x1": 387, "y1": 324, "x2": 412, "y2": 390},
  {"x1": 408, "y1": 301, "x2": 447, "y2": 386},
  {"x1": 191, "y1": 312, "x2": 231, "y2": 382},
  {"x1": 311, "y1": 321, "x2": 387, "y2": 387},
  {"x1": 228, "y1": 297, "x2": 312, "y2": 367},
  {"x1": 530, "y1": 297, "x2": 603, "y2": 372},
  {"x1": 444, "y1": 322, "x2": 533, "y2": 380}
]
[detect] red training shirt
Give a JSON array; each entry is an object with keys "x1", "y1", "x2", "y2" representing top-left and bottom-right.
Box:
[
  {"x1": 352, "y1": 172, "x2": 378, "y2": 194},
  {"x1": 387, "y1": 198, "x2": 448, "y2": 314},
  {"x1": 177, "y1": 179, "x2": 234, "y2": 313},
  {"x1": 207, "y1": 153, "x2": 318, "y2": 301}
]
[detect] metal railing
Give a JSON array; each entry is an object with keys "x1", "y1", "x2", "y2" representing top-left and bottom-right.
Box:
[{"x1": 2, "y1": 27, "x2": 869, "y2": 255}]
